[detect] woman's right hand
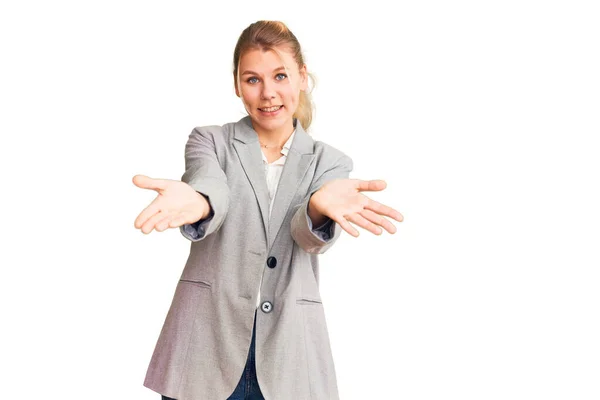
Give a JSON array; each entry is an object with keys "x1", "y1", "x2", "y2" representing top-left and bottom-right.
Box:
[{"x1": 132, "y1": 174, "x2": 211, "y2": 234}]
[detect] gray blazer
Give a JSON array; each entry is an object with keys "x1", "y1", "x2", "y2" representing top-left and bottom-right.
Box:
[{"x1": 144, "y1": 116, "x2": 353, "y2": 400}]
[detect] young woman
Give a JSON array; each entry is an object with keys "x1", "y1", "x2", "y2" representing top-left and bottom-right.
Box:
[{"x1": 133, "y1": 20, "x2": 403, "y2": 400}]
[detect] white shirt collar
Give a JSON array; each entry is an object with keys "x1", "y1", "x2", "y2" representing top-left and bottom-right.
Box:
[
  {"x1": 261, "y1": 129, "x2": 296, "y2": 165},
  {"x1": 281, "y1": 129, "x2": 295, "y2": 156}
]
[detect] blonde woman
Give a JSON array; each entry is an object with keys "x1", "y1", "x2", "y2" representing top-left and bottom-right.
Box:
[{"x1": 133, "y1": 20, "x2": 403, "y2": 400}]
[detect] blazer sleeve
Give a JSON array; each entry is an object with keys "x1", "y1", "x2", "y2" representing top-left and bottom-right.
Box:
[
  {"x1": 179, "y1": 127, "x2": 230, "y2": 242},
  {"x1": 290, "y1": 154, "x2": 353, "y2": 254}
]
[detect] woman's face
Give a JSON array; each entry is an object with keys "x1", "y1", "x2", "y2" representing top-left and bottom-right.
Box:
[{"x1": 236, "y1": 46, "x2": 307, "y2": 135}]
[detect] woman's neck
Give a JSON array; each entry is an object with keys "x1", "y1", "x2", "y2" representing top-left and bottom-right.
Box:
[{"x1": 253, "y1": 120, "x2": 295, "y2": 147}]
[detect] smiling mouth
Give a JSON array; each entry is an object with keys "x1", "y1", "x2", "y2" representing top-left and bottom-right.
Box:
[{"x1": 259, "y1": 105, "x2": 283, "y2": 112}]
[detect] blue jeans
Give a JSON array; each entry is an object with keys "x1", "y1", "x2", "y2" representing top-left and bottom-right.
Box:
[{"x1": 161, "y1": 310, "x2": 265, "y2": 400}]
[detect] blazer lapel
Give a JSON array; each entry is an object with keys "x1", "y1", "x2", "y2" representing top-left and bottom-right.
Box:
[
  {"x1": 268, "y1": 123, "x2": 314, "y2": 249},
  {"x1": 232, "y1": 116, "x2": 315, "y2": 249},
  {"x1": 233, "y1": 117, "x2": 271, "y2": 240}
]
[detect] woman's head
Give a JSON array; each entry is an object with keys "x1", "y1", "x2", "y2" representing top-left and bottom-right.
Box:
[{"x1": 233, "y1": 21, "x2": 314, "y2": 134}]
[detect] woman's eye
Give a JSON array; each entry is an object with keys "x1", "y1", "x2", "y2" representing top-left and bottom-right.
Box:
[
  {"x1": 276, "y1": 73, "x2": 287, "y2": 81},
  {"x1": 247, "y1": 77, "x2": 259, "y2": 84}
]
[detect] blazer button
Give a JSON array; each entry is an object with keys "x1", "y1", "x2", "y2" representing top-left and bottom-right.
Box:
[
  {"x1": 261, "y1": 301, "x2": 273, "y2": 313},
  {"x1": 266, "y1": 256, "x2": 277, "y2": 269}
]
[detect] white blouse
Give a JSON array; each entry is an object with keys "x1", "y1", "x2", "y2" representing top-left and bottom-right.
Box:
[
  {"x1": 256, "y1": 130, "x2": 296, "y2": 307},
  {"x1": 262, "y1": 130, "x2": 296, "y2": 218}
]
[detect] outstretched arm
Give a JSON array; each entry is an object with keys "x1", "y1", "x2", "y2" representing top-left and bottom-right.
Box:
[
  {"x1": 178, "y1": 127, "x2": 229, "y2": 241},
  {"x1": 291, "y1": 156, "x2": 404, "y2": 254},
  {"x1": 132, "y1": 127, "x2": 230, "y2": 242},
  {"x1": 290, "y1": 155, "x2": 353, "y2": 254}
]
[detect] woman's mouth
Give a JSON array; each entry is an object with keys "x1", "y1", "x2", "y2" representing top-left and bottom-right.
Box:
[{"x1": 258, "y1": 105, "x2": 283, "y2": 115}]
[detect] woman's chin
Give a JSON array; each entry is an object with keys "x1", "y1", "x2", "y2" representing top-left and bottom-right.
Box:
[{"x1": 252, "y1": 114, "x2": 293, "y2": 133}]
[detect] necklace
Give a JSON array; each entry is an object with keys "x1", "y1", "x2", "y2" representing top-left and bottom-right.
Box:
[{"x1": 259, "y1": 141, "x2": 283, "y2": 149}]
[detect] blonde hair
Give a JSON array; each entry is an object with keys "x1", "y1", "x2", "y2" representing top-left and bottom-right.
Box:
[{"x1": 233, "y1": 20, "x2": 315, "y2": 131}]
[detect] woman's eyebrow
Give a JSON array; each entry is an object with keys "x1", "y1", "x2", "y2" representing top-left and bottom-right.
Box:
[{"x1": 241, "y1": 66, "x2": 286, "y2": 76}]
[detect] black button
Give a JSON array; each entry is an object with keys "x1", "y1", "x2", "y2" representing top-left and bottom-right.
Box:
[
  {"x1": 266, "y1": 256, "x2": 277, "y2": 269},
  {"x1": 261, "y1": 301, "x2": 273, "y2": 313}
]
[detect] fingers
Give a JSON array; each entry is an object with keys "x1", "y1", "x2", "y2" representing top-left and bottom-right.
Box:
[
  {"x1": 334, "y1": 210, "x2": 396, "y2": 237},
  {"x1": 155, "y1": 214, "x2": 178, "y2": 232},
  {"x1": 134, "y1": 200, "x2": 161, "y2": 229},
  {"x1": 141, "y1": 209, "x2": 188, "y2": 234},
  {"x1": 352, "y1": 180, "x2": 403, "y2": 222},
  {"x1": 344, "y1": 212, "x2": 382, "y2": 235},
  {"x1": 359, "y1": 209, "x2": 397, "y2": 234},
  {"x1": 141, "y1": 209, "x2": 201, "y2": 233},
  {"x1": 343, "y1": 209, "x2": 398, "y2": 235},
  {"x1": 140, "y1": 210, "x2": 168, "y2": 234},
  {"x1": 333, "y1": 197, "x2": 403, "y2": 237},
  {"x1": 132, "y1": 174, "x2": 169, "y2": 191},
  {"x1": 331, "y1": 214, "x2": 360, "y2": 238},
  {"x1": 364, "y1": 198, "x2": 404, "y2": 222},
  {"x1": 132, "y1": 175, "x2": 179, "y2": 231}
]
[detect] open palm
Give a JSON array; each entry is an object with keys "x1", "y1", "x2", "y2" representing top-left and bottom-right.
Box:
[
  {"x1": 309, "y1": 179, "x2": 403, "y2": 237},
  {"x1": 132, "y1": 174, "x2": 210, "y2": 234}
]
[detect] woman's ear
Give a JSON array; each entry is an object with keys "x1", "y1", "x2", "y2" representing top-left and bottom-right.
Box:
[
  {"x1": 299, "y1": 64, "x2": 308, "y2": 91},
  {"x1": 233, "y1": 72, "x2": 241, "y2": 97}
]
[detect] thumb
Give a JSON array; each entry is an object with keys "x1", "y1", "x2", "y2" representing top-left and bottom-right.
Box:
[
  {"x1": 132, "y1": 174, "x2": 169, "y2": 191},
  {"x1": 356, "y1": 179, "x2": 387, "y2": 192}
]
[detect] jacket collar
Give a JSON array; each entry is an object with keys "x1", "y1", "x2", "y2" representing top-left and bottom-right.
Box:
[{"x1": 233, "y1": 115, "x2": 313, "y2": 154}]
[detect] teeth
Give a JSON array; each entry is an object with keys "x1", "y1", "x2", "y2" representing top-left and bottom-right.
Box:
[{"x1": 260, "y1": 106, "x2": 282, "y2": 112}]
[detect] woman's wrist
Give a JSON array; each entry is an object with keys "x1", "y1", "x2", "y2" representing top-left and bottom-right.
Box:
[
  {"x1": 197, "y1": 192, "x2": 213, "y2": 220},
  {"x1": 308, "y1": 193, "x2": 328, "y2": 227}
]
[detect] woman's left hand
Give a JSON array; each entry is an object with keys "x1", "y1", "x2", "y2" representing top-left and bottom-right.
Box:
[{"x1": 309, "y1": 179, "x2": 403, "y2": 237}]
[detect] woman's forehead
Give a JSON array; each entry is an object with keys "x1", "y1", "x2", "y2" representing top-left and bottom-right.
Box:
[{"x1": 239, "y1": 47, "x2": 296, "y2": 72}]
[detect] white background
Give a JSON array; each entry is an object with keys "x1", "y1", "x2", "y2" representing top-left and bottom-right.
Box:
[{"x1": 1, "y1": 1, "x2": 599, "y2": 399}]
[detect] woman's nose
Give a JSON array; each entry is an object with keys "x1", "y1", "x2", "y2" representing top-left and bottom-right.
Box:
[{"x1": 261, "y1": 81, "x2": 276, "y2": 99}]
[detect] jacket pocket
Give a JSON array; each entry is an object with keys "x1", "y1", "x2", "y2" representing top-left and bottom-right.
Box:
[
  {"x1": 296, "y1": 297, "x2": 322, "y2": 305},
  {"x1": 179, "y1": 279, "x2": 212, "y2": 289}
]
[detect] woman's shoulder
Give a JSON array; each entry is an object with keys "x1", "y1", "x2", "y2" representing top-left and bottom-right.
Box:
[
  {"x1": 308, "y1": 139, "x2": 354, "y2": 175},
  {"x1": 187, "y1": 120, "x2": 237, "y2": 144},
  {"x1": 311, "y1": 139, "x2": 353, "y2": 163}
]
